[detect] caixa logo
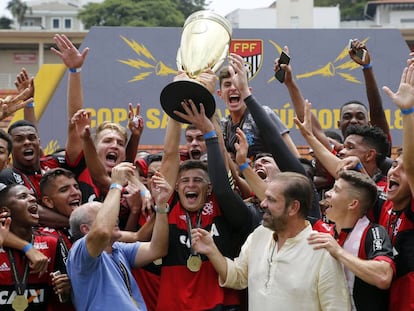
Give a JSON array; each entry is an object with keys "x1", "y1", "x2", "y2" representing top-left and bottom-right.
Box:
[{"x1": 0, "y1": 289, "x2": 45, "y2": 305}]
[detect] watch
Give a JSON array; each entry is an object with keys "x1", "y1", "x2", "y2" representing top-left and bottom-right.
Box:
[{"x1": 155, "y1": 203, "x2": 170, "y2": 214}]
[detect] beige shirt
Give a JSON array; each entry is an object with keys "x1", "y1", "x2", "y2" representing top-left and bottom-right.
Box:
[{"x1": 221, "y1": 222, "x2": 351, "y2": 311}]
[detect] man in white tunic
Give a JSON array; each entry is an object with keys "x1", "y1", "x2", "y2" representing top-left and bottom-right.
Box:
[{"x1": 192, "y1": 172, "x2": 351, "y2": 311}]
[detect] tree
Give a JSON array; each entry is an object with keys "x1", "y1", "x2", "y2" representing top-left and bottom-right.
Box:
[
  {"x1": 174, "y1": 0, "x2": 209, "y2": 18},
  {"x1": 7, "y1": 0, "x2": 31, "y2": 30},
  {"x1": 0, "y1": 17, "x2": 13, "y2": 29},
  {"x1": 78, "y1": 0, "x2": 207, "y2": 29},
  {"x1": 315, "y1": 0, "x2": 369, "y2": 21}
]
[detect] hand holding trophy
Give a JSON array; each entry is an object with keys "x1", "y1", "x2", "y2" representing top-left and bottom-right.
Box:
[{"x1": 160, "y1": 10, "x2": 232, "y2": 123}]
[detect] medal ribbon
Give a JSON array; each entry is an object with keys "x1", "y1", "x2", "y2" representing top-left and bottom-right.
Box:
[
  {"x1": 118, "y1": 261, "x2": 139, "y2": 307},
  {"x1": 185, "y1": 210, "x2": 202, "y2": 255},
  {"x1": 7, "y1": 236, "x2": 33, "y2": 296}
]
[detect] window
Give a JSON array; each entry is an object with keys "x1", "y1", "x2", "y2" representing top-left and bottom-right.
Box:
[
  {"x1": 290, "y1": 16, "x2": 299, "y2": 28},
  {"x1": 64, "y1": 18, "x2": 72, "y2": 29},
  {"x1": 52, "y1": 18, "x2": 60, "y2": 29}
]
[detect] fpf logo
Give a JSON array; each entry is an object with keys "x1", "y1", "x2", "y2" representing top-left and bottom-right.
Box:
[{"x1": 230, "y1": 40, "x2": 263, "y2": 80}]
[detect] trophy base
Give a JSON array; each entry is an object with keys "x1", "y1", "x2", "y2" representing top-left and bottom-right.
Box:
[{"x1": 160, "y1": 80, "x2": 215, "y2": 124}]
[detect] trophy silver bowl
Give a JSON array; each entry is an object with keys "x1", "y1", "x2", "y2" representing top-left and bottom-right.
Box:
[{"x1": 160, "y1": 10, "x2": 232, "y2": 123}]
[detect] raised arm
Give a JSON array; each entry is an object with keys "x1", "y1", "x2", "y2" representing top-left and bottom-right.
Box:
[
  {"x1": 383, "y1": 61, "x2": 414, "y2": 193},
  {"x1": 125, "y1": 103, "x2": 144, "y2": 162},
  {"x1": 133, "y1": 171, "x2": 170, "y2": 267},
  {"x1": 234, "y1": 128, "x2": 267, "y2": 200},
  {"x1": 51, "y1": 34, "x2": 89, "y2": 163},
  {"x1": 86, "y1": 162, "x2": 134, "y2": 257},
  {"x1": 14, "y1": 68, "x2": 36, "y2": 125},
  {"x1": 230, "y1": 53, "x2": 305, "y2": 174},
  {"x1": 275, "y1": 46, "x2": 331, "y2": 150},
  {"x1": 295, "y1": 100, "x2": 341, "y2": 179},
  {"x1": 72, "y1": 109, "x2": 111, "y2": 191},
  {"x1": 349, "y1": 39, "x2": 390, "y2": 142},
  {"x1": 175, "y1": 101, "x2": 250, "y2": 228}
]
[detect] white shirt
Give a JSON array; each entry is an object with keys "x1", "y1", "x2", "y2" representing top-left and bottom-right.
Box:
[{"x1": 221, "y1": 223, "x2": 351, "y2": 311}]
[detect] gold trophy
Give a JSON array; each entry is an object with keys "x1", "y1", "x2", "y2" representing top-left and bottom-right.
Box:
[{"x1": 160, "y1": 10, "x2": 232, "y2": 123}]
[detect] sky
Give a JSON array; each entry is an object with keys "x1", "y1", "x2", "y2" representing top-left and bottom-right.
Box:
[
  {"x1": 0, "y1": 0, "x2": 275, "y2": 19},
  {"x1": 207, "y1": 0, "x2": 275, "y2": 16}
]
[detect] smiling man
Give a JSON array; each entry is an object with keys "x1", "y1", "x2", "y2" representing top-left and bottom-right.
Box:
[
  {"x1": 191, "y1": 172, "x2": 351, "y2": 311},
  {"x1": 0, "y1": 184, "x2": 68, "y2": 310},
  {"x1": 308, "y1": 170, "x2": 394, "y2": 311},
  {"x1": 218, "y1": 64, "x2": 298, "y2": 160}
]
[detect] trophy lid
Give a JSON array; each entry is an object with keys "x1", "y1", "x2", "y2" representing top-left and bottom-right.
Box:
[{"x1": 184, "y1": 10, "x2": 232, "y2": 37}]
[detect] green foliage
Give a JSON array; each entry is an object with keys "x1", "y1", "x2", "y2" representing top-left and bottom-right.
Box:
[
  {"x1": 0, "y1": 17, "x2": 13, "y2": 29},
  {"x1": 314, "y1": 0, "x2": 369, "y2": 21},
  {"x1": 78, "y1": 0, "x2": 208, "y2": 29},
  {"x1": 7, "y1": 0, "x2": 31, "y2": 29}
]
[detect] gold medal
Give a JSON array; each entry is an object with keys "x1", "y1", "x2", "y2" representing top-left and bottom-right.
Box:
[
  {"x1": 187, "y1": 254, "x2": 202, "y2": 272},
  {"x1": 12, "y1": 294, "x2": 28, "y2": 311}
]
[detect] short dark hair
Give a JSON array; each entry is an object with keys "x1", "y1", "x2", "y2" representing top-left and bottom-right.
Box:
[
  {"x1": 0, "y1": 129, "x2": 12, "y2": 155},
  {"x1": 253, "y1": 153, "x2": 273, "y2": 163},
  {"x1": 324, "y1": 130, "x2": 343, "y2": 144},
  {"x1": 218, "y1": 67, "x2": 231, "y2": 88},
  {"x1": 338, "y1": 170, "x2": 378, "y2": 215},
  {"x1": 273, "y1": 172, "x2": 313, "y2": 218},
  {"x1": 185, "y1": 124, "x2": 198, "y2": 132},
  {"x1": 344, "y1": 125, "x2": 390, "y2": 167},
  {"x1": 340, "y1": 100, "x2": 368, "y2": 115},
  {"x1": 40, "y1": 168, "x2": 76, "y2": 197},
  {"x1": 178, "y1": 159, "x2": 208, "y2": 176},
  {"x1": 145, "y1": 152, "x2": 163, "y2": 166},
  {"x1": 0, "y1": 184, "x2": 20, "y2": 207},
  {"x1": 8, "y1": 120, "x2": 38, "y2": 135}
]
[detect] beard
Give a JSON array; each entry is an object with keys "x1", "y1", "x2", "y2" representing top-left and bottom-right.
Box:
[{"x1": 262, "y1": 207, "x2": 289, "y2": 233}]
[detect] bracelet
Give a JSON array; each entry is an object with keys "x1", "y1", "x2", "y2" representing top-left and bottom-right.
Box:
[
  {"x1": 400, "y1": 107, "x2": 414, "y2": 115},
  {"x1": 22, "y1": 243, "x2": 33, "y2": 254},
  {"x1": 239, "y1": 162, "x2": 249, "y2": 172},
  {"x1": 109, "y1": 183, "x2": 123, "y2": 191},
  {"x1": 69, "y1": 67, "x2": 82, "y2": 73},
  {"x1": 154, "y1": 203, "x2": 170, "y2": 214},
  {"x1": 26, "y1": 101, "x2": 35, "y2": 108},
  {"x1": 355, "y1": 163, "x2": 363, "y2": 171},
  {"x1": 203, "y1": 130, "x2": 216, "y2": 139},
  {"x1": 140, "y1": 190, "x2": 150, "y2": 197},
  {"x1": 362, "y1": 63, "x2": 372, "y2": 70}
]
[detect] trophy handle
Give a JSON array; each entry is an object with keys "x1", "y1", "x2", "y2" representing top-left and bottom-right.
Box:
[
  {"x1": 176, "y1": 47, "x2": 183, "y2": 71},
  {"x1": 211, "y1": 43, "x2": 230, "y2": 73}
]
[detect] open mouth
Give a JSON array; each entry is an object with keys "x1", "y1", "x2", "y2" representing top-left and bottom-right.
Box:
[
  {"x1": 229, "y1": 95, "x2": 240, "y2": 103},
  {"x1": 255, "y1": 169, "x2": 267, "y2": 179},
  {"x1": 190, "y1": 150, "x2": 202, "y2": 160},
  {"x1": 23, "y1": 149, "x2": 34, "y2": 159},
  {"x1": 28, "y1": 204, "x2": 39, "y2": 219},
  {"x1": 388, "y1": 179, "x2": 399, "y2": 192},
  {"x1": 69, "y1": 199, "x2": 81, "y2": 209},
  {"x1": 185, "y1": 191, "x2": 199, "y2": 203},
  {"x1": 106, "y1": 152, "x2": 118, "y2": 164}
]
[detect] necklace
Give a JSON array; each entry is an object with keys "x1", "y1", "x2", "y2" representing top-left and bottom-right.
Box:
[{"x1": 265, "y1": 237, "x2": 277, "y2": 288}]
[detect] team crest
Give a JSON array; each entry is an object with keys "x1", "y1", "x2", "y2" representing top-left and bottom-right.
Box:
[{"x1": 230, "y1": 39, "x2": 263, "y2": 80}]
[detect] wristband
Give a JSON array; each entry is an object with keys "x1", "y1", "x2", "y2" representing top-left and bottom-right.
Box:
[
  {"x1": 154, "y1": 203, "x2": 170, "y2": 214},
  {"x1": 69, "y1": 67, "x2": 82, "y2": 73},
  {"x1": 203, "y1": 130, "x2": 216, "y2": 140},
  {"x1": 355, "y1": 163, "x2": 363, "y2": 171},
  {"x1": 362, "y1": 63, "x2": 372, "y2": 70},
  {"x1": 239, "y1": 162, "x2": 249, "y2": 172},
  {"x1": 22, "y1": 243, "x2": 33, "y2": 254},
  {"x1": 140, "y1": 190, "x2": 150, "y2": 197},
  {"x1": 26, "y1": 101, "x2": 34, "y2": 108},
  {"x1": 400, "y1": 107, "x2": 414, "y2": 115},
  {"x1": 109, "y1": 183, "x2": 123, "y2": 191}
]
